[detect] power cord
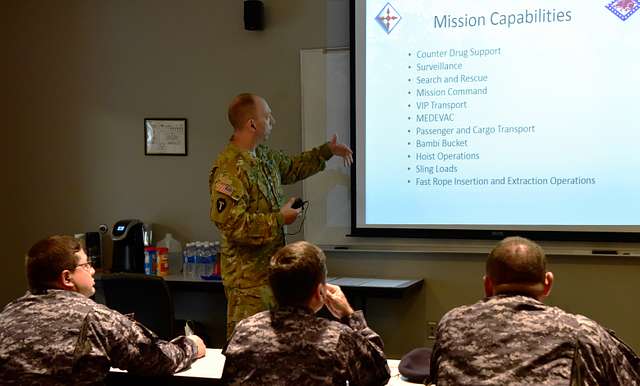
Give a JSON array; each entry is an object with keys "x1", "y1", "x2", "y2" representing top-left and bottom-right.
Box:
[{"x1": 286, "y1": 200, "x2": 309, "y2": 235}]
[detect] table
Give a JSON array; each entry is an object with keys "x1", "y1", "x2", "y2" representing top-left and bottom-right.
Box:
[
  {"x1": 95, "y1": 274, "x2": 423, "y2": 347},
  {"x1": 163, "y1": 274, "x2": 423, "y2": 314},
  {"x1": 108, "y1": 350, "x2": 417, "y2": 385},
  {"x1": 95, "y1": 273, "x2": 422, "y2": 304},
  {"x1": 162, "y1": 274, "x2": 422, "y2": 295},
  {"x1": 324, "y1": 277, "x2": 423, "y2": 314},
  {"x1": 107, "y1": 348, "x2": 224, "y2": 385}
]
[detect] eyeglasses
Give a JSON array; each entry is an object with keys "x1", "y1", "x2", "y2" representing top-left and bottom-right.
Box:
[{"x1": 75, "y1": 262, "x2": 93, "y2": 272}]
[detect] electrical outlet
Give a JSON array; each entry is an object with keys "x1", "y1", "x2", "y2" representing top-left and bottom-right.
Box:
[{"x1": 427, "y1": 321, "x2": 437, "y2": 340}]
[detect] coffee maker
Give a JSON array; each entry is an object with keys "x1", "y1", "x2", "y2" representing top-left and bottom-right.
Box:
[{"x1": 111, "y1": 219, "x2": 151, "y2": 273}]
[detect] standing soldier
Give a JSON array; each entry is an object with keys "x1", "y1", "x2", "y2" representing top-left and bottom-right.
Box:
[{"x1": 209, "y1": 93, "x2": 352, "y2": 338}]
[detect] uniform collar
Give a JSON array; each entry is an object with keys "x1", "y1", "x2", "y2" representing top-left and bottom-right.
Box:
[
  {"x1": 26, "y1": 288, "x2": 87, "y2": 300},
  {"x1": 227, "y1": 142, "x2": 257, "y2": 164},
  {"x1": 273, "y1": 305, "x2": 314, "y2": 316},
  {"x1": 486, "y1": 293, "x2": 544, "y2": 305}
]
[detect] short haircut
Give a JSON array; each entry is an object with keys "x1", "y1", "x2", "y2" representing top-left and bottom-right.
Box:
[
  {"x1": 269, "y1": 241, "x2": 327, "y2": 307},
  {"x1": 26, "y1": 235, "x2": 81, "y2": 292},
  {"x1": 227, "y1": 93, "x2": 257, "y2": 130},
  {"x1": 486, "y1": 236, "x2": 547, "y2": 286}
]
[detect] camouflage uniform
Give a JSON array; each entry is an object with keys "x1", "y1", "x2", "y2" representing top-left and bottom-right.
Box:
[
  {"x1": 209, "y1": 141, "x2": 333, "y2": 337},
  {"x1": 430, "y1": 294, "x2": 640, "y2": 386},
  {"x1": 222, "y1": 306, "x2": 391, "y2": 385},
  {"x1": 0, "y1": 290, "x2": 198, "y2": 385}
]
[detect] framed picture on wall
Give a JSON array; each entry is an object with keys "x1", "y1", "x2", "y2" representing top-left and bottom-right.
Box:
[{"x1": 144, "y1": 118, "x2": 188, "y2": 156}]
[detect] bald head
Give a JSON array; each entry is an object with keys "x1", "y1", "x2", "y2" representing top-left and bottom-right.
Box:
[{"x1": 486, "y1": 237, "x2": 549, "y2": 297}]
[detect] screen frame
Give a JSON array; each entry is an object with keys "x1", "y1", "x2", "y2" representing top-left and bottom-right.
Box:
[{"x1": 348, "y1": 0, "x2": 640, "y2": 243}]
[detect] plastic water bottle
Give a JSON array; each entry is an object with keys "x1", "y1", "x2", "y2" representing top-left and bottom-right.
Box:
[
  {"x1": 184, "y1": 242, "x2": 197, "y2": 279},
  {"x1": 182, "y1": 242, "x2": 192, "y2": 278},
  {"x1": 191, "y1": 242, "x2": 198, "y2": 279},
  {"x1": 192, "y1": 241, "x2": 201, "y2": 278},
  {"x1": 157, "y1": 233, "x2": 182, "y2": 275},
  {"x1": 202, "y1": 242, "x2": 214, "y2": 277},
  {"x1": 194, "y1": 242, "x2": 205, "y2": 279}
]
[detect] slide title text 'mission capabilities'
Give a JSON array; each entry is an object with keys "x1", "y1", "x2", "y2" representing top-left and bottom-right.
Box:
[{"x1": 435, "y1": 9, "x2": 573, "y2": 29}]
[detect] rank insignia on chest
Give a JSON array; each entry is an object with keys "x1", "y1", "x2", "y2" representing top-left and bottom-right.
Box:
[{"x1": 215, "y1": 182, "x2": 234, "y2": 196}]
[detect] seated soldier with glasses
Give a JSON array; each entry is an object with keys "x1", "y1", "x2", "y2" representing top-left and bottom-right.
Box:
[{"x1": 0, "y1": 235, "x2": 206, "y2": 385}]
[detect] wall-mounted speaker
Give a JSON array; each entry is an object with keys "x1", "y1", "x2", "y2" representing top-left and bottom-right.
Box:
[{"x1": 244, "y1": 0, "x2": 264, "y2": 31}]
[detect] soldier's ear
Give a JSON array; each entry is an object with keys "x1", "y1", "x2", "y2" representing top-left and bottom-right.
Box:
[
  {"x1": 541, "y1": 271, "x2": 554, "y2": 299},
  {"x1": 59, "y1": 270, "x2": 76, "y2": 291},
  {"x1": 309, "y1": 283, "x2": 325, "y2": 313},
  {"x1": 318, "y1": 283, "x2": 327, "y2": 303},
  {"x1": 483, "y1": 275, "x2": 493, "y2": 297}
]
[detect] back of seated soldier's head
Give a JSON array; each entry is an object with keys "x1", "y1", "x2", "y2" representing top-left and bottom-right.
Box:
[
  {"x1": 269, "y1": 241, "x2": 327, "y2": 308},
  {"x1": 485, "y1": 236, "x2": 551, "y2": 299},
  {"x1": 27, "y1": 235, "x2": 81, "y2": 293}
]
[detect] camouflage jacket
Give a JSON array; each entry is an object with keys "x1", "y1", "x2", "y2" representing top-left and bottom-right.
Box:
[
  {"x1": 430, "y1": 294, "x2": 640, "y2": 386},
  {"x1": 222, "y1": 306, "x2": 391, "y2": 385},
  {"x1": 0, "y1": 290, "x2": 198, "y2": 385},
  {"x1": 209, "y1": 141, "x2": 332, "y2": 289}
]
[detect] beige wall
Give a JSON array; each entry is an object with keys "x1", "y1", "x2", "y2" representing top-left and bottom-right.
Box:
[
  {"x1": 2, "y1": 0, "x2": 326, "y2": 302},
  {"x1": 3, "y1": 0, "x2": 639, "y2": 359}
]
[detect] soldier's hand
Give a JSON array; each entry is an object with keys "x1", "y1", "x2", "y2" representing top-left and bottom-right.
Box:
[
  {"x1": 280, "y1": 197, "x2": 301, "y2": 225},
  {"x1": 186, "y1": 335, "x2": 206, "y2": 358},
  {"x1": 324, "y1": 284, "x2": 354, "y2": 319},
  {"x1": 328, "y1": 134, "x2": 353, "y2": 167}
]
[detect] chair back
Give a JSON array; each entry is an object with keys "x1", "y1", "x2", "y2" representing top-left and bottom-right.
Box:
[{"x1": 100, "y1": 273, "x2": 175, "y2": 340}]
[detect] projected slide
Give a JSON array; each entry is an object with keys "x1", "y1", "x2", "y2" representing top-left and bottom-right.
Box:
[{"x1": 355, "y1": 0, "x2": 640, "y2": 229}]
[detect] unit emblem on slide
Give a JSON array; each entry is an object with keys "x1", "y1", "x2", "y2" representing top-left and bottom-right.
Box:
[
  {"x1": 606, "y1": 0, "x2": 640, "y2": 21},
  {"x1": 376, "y1": 3, "x2": 402, "y2": 34}
]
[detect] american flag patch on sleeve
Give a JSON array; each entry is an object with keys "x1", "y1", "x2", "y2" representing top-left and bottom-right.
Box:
[{"x1": 215, "y1": 181, "x2": 234, "y2": 196}]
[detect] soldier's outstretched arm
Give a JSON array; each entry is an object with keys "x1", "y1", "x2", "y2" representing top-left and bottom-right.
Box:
[
  {"x1": 210, "y1": 173, "x2": 283, "y2": 246},
  {"x1": 275, "y1": 143, "x2": 333, "y2": 185}
]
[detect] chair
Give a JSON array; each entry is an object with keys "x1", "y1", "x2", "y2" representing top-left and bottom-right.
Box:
[{"x1": 99, "y1": 273, "x2": 176, "y2": 340}]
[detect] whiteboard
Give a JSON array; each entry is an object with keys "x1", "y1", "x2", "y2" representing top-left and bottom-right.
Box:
[{"x1": 300, "y1": 48, "x2": 351, "y2": 247}]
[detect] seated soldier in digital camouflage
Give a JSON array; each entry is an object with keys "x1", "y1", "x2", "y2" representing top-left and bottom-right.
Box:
[
  {"x1": 0, "y1": 235, "x2": 206, "y2": 385},
  {"x1": 222, "y1": 241, "x2": 391, "y2": 385},
  {"x1": 430, "y1": 236, "x2": 640, "y2": 385}
]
